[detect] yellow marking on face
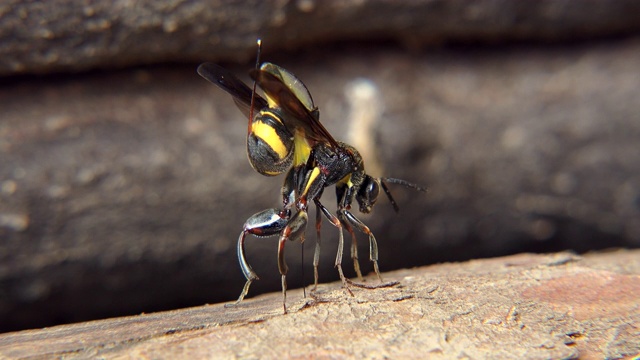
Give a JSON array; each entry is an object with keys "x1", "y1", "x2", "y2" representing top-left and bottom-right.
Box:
[
  {"x1": 252, "y1": 121, "x2": 288, "y2": 159},
  {"x1": 303, "y1": 167, "x2": 321, "y2": 196},
  {"x1": 293, "y1": 129, "x2": 312, "y2": 166}
]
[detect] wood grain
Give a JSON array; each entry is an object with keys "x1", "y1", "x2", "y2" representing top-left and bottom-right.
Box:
[{"x1": 1, "y1": 250, "x2": 638, "y2": 359}]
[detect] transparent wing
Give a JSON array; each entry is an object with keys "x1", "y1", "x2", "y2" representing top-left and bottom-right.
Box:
[
  {"x1": 197, "y1": 62, "x2": 268, "y2": 117},
  {"x1": 250, "y1": 66, "x2": 339, "y2": 148}
]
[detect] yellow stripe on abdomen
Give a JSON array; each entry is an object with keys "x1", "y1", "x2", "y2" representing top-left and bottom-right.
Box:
[{"x1": 252, "y1": 120, "x2": 288, "y2": 159}]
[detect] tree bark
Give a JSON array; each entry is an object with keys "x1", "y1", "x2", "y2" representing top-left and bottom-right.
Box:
[
  {"x1": 1, "y1": 250, "x2": 638, "y2": 359},
  {"x1": 2, "y1": 0, "x2": 640, "y2": 75}
]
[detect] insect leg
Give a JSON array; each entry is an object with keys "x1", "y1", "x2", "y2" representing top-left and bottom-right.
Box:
[
  {"x1": 277, "y1": 209, "x2": 308, "y2": 313},
  {"x1": 295, "y1": 162, "x2": 352, "y2": 295},
  {"x1": 233, "y1": 230, "x2": 257, "y2": 305},
  {"x1": 335, "y1": 182, "x2": 365, "y2": 282},
  {"x1": 339, "y1": 215, "x2": 364, "y2": 281},
  {"x1": 338, "y1": 209, "x2": 383, "y2": 282},
  {"x1": 228, "y1": 208, "x2": 289, "y2": 307},
  {"x1": 278, "y1": 232, "x2": 288, "y2": 313},
  {"x1": 313, "y1": 201, "x2": 322, "y2": 291},
  {"x1": 313, "y1": 199, "x2": 353, "y2": 296}
]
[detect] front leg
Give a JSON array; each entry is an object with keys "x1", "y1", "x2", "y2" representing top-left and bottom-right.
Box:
[
  {"x1": 338, "y1": 208, "x2": 382, "y2": 282},
  {"x1": 337, "y1": 208, "x2": 399, "y2": 289}
]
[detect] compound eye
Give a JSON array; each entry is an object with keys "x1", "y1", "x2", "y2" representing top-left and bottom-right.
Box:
[
  {"x1": 366, "y1": 178, "x2": 380, "y2": 201},
  {"x1": 357, "y1": 176, "x2": 380, "y2": 213}
]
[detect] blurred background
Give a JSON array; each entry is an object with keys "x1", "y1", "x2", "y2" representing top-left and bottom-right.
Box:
[{"x1": 1, "y1": 0, "x2": 639, "y2": 333}]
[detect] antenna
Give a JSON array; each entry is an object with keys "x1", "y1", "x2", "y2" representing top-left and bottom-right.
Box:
[
  {"x1": 248, "y1": 39, "x2": 262, "y2": 135},
  {"x1": 380, "y1": 177, "x2": 428, "y2": 213}
]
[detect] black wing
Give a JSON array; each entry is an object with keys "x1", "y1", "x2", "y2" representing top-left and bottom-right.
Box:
[
  {"x1": 250, "y1": 68, "x2": 339, "y2": 148},
  {"x1": 197, "y1": 62, "x2": 268, "y2": 117}
]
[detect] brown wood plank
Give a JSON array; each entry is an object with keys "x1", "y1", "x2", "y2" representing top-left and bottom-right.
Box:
[{"x1": 1, "y1": 250, "x2": 639, "y2": 359}]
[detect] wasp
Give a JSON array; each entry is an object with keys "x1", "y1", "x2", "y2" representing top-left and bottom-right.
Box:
[{"x1": 197, "y1": 41, "x2": 425, "y2": 312}]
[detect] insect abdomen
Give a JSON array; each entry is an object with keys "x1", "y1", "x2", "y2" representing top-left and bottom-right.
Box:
[{"x1": 247, "y1": 110, "x2": 294, "y2": 176}]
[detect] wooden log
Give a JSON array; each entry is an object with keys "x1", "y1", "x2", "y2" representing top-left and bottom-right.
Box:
[
  {"x1": 1, "y1": 250, "x2": 638, "y2": 359},
  {"x1": 2, "y1": 0, "x2": 640, "y2": 75}
]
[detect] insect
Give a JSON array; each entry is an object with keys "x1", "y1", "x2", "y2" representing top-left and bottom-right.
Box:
[{"x1": 197, "y1": 41, "x2": 425, "y2": 312}]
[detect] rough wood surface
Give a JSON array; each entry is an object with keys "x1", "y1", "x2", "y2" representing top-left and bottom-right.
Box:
[
  {"x1": 1, "y1": 250, "x2": 638, "y2": 359},
  {"x1": 2, "y1": 0, "x2": 640, "y2": 75}
]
